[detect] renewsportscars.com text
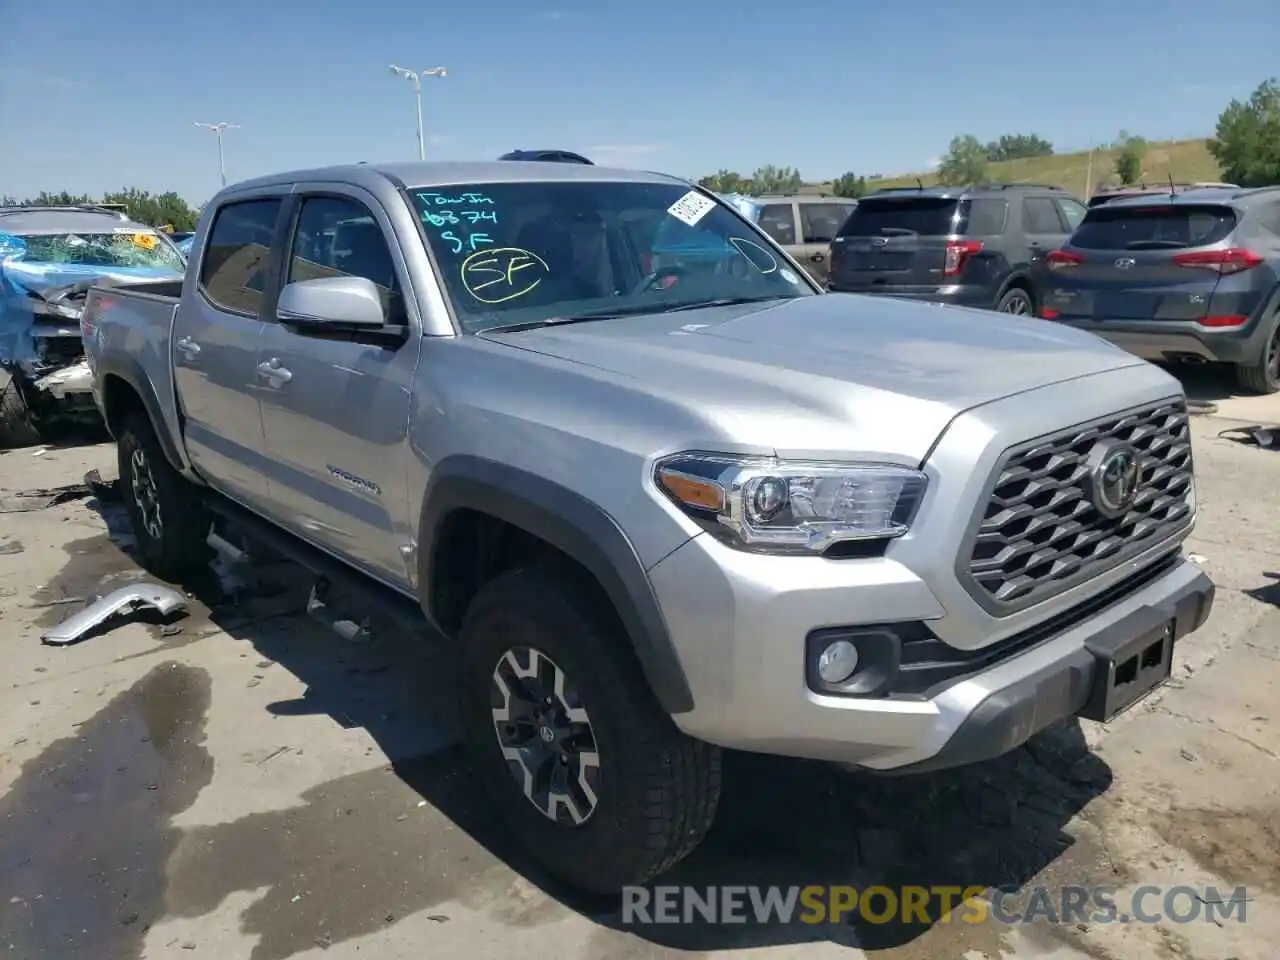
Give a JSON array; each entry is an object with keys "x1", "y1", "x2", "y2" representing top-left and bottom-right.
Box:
[{"x1": 621, "y1": 884, "x2": 1249, "y2": 926}]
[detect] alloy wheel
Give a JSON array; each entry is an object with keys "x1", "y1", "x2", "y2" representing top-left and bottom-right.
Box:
[
  {"x1": 129, "y1": 447, "x2": 163, "y2": 541},
  {"x1": 1000, "y1": 293, "x2": 1032, "y2": 315},
  {"x1": 490, "y1": 646, "x2": 601, "y2": 825}
]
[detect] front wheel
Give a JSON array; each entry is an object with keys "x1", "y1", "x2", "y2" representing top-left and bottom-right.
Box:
[
  {"x1": 460, "y1": 565, "x2": 721, "y2": 894},
  {"x1": 116, "y1": 412, "x2": 212, "y2": 580}
]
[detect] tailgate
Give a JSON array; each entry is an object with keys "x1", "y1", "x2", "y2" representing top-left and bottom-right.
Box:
[{"x1": 1045, "y1": 203, "x2": 1239, "y2": 322}]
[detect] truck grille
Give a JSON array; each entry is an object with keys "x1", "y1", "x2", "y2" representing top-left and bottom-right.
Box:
[{"x1": 963, "y1": 400, "x2": 1193, "y2": 614}]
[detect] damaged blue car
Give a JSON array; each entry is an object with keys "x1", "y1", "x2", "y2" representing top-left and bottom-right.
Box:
[{"x1": 0, "y1": 205, "x2": 186, "y2": 446}]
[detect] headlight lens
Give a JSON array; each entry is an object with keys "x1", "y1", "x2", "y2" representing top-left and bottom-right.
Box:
[{"x1": 654, "y1": 453, "x2": 927, "y2": 554}]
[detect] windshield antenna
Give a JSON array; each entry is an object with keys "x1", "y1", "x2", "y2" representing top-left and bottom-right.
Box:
[
  {"x1": 915, "y1": 178, "x2": 924, "y2": 191},
  {"x1": 1168, "y1": 172, "x2": 1176, "y2": 197}
]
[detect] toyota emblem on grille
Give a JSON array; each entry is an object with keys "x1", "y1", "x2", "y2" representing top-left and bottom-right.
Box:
[
  {"x1": 1085, "y1": 440, "x2": 1141, "y2": 518},
  {"x1": 1114, "y1": 257, "x2": 1136, "y2": 269}
]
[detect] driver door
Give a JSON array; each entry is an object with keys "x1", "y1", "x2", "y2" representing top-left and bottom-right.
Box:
[{"x1": 255, "y1": 190, "x2": 422, "y2": 587}]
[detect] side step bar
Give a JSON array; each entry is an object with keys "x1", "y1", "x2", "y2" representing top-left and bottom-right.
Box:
[{"x1": 203, "y1": 495, "x2": 429, "y2": 635}]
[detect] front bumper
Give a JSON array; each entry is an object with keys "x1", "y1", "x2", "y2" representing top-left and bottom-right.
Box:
[{"x1": 650, "y1": 530, "x2": 1213, "y2": 771}]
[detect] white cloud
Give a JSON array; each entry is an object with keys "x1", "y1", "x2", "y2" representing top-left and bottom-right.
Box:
[
  {"x1": 586, "y1": 144, "x2": 665, "y2": 166},
  {"x1": 923, "y1": 156, "x2": 942, "y2": 171}
]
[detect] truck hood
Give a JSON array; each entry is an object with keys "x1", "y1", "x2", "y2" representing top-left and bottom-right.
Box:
[{"x1": 481, "y1": 293, "x2": 1148, "y2": 463}]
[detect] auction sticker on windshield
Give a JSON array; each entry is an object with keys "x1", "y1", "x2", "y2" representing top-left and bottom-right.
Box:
[{"x1": 667, "y1": 191, "x2": 717, "y2": 227}]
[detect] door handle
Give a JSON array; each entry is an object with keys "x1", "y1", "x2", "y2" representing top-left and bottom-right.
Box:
[
  {"x1": 810, "y1": 252, "x2": 826, "y2": 263},
  {"x1": 257, "y1": 359, "x2": 293, "y2": 384},
  {"x1": 175, "y1": 337, "x2": 200, "y2": 360}
]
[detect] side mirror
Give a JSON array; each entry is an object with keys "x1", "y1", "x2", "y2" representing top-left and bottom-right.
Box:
[{"x1": 277, "y1": 276, "x2": 386, "y2": 329}]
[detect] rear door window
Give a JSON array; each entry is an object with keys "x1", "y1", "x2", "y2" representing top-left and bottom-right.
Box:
[
  {"x1": 963, "y1": 199, "x2": 1007, "y2": 236},
  {"x1": 837, "y1": 197, "x2": 961, "y2": 237},
  {"x1": 757, "y1": 203, "x2": 798, "y2": 245},
  {"x1": 1070, "y1": 204, "x2": 1238, "y2": 250},
  {"x1": 799, "y1": 203, "x2": 855, "y2": 243},
  {"x1": 1023, "y1": 197, "x2": 1066, "y2": 234},
  {"x1": 199, "y1": 198, "x2": 282, "y2": 315}
]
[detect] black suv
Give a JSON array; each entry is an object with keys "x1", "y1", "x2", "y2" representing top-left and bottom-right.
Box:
[
  {"x1": 1042, "y1": 186, "x2": 1280, "y2": 393},
  {"x1": 827, "y1": 183, "x2": 1087, "y2": 315}
]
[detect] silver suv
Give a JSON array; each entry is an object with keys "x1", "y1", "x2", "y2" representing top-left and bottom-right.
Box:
[{"x1": 82, "y1": 160, "x2": 1215, "y2": 894}]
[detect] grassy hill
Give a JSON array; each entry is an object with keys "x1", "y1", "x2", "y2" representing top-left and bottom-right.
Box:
[{"x1": 805, "y1": 138, "x2": 1223, "y2": 199}]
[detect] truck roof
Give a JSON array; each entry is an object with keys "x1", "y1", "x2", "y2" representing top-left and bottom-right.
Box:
[{"x1": 227, "y1": 160, "x2": 690, "y2": 194}]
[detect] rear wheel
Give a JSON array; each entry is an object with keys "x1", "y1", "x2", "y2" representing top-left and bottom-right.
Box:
[
  {"x1": 1234, "y1": 315, "x2": 1280, "y2": 395},
  {"x1": 460, "y1": 564, "x2": 721, "y2": 894},
  {"x1": 995, "y1": 287, "x2": 1034, "y2": 316},
  {"x1": 117, "y1": 412, "x2": 212, "y2": 579},
  {"x1": 0, "y1": 372, "x2": 40, "y2": 449}
]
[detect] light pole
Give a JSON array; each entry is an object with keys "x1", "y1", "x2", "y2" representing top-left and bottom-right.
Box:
[
  {"x1": 388, "y1": 64, "x2": 446, "y2": 161},
  {"x1": 194, "y1": 121, "x2": 240, "y2": 187}
]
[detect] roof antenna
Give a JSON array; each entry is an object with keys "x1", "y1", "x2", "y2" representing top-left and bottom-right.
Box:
[
  {"x1": 1168, "y1": 172, "x2": 1176, "y2": 197},
  {"x1": 915, "y1": 177, "x2": 924, "y2": 191}
]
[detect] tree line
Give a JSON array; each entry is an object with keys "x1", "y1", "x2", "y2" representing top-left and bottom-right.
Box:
[
  {"x1": 0, "y1": 188, "x2": 201, "y2": 232},
  {"x1": 698, "y1": 77, "x2": 1280, "y2": 196}
]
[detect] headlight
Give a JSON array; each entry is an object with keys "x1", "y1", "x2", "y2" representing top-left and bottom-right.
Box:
[{"x1": 654, "y1": 453, "x2": 927, "y2": 554}]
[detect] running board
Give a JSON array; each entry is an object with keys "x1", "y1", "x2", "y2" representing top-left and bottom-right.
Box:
[{"x1": 202, "y1": 495, "x2": 429, "y2": 635}]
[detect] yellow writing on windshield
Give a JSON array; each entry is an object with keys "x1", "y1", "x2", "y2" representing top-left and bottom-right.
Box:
[
  {"x1": 461, "y1": 247, "x2": 549, "y2": 304},
  {"x1": 129, "y1": 233, "x2": 159, "y2": 250}
]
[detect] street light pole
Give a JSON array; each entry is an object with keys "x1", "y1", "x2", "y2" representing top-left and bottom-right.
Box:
[
  {"x1": 389, "y1": 65, "x2": 446, "y2": 161},
  {"x1": 194, "y1": 121, "x2": 240, "y2": 187}
]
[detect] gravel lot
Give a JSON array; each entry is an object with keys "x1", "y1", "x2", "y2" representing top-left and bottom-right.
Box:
[{"x1": 1, "y1": 370, "x2": 1278, "y2": 960}]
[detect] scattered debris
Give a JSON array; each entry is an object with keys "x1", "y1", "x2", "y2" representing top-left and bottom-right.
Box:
[
  {"x1": 1179, "y1": 748, "x2": 1197, "y2": 762},
  {"x1": 314, "y1": 933, "x2": 332, "y2": 950},
  {"x1": 1218, "y1": 425, "x2": 1280, "y2": 449},
  {"x1": 427, "y1": 915, "x2": 449, "y2": 923},
  {"x1": 1186, "y1": 399, "x2": 1218, "y2": 416},
  {"x1": 40, "y1": 583, "x2": 189, "y2": 646},
  {"x1": 1188, "y1": 553, "x2": 1207, "y2": 564},
  {"x1": 160, "y1": 624, "x2": 184, "y2": 637},
  {"x1": 83, "y1": 468, "x2": 120, "y2": 501},
  {"x1": 255, "y1": 746, "x2": 291, "y2": 766},
  {"x1": 0, "y1": 481, "x2": 94, "y2": 514},
  {"x1": 0, "y1": 539, "x2": 23, "y2": 555},
  {"x1": 290, "y1": 894, "x2": 302, "y2": 903}
]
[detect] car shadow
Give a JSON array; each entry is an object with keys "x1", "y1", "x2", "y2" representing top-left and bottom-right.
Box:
[
  {"x1": 68, "y1": 494, "x2": 1114, "y2": 953},
  {"x1": 1169, "y1": 362, "x2": 1264, "y2": 408}
]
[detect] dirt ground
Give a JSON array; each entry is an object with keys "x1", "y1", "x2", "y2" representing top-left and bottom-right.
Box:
[{"x1": 1, "y1": 371, "x2": 1278, "y2": 960}]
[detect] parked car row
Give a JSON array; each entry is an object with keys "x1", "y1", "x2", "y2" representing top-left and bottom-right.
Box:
[{"x1": 817, "y1": 181, "x2": 1280, "y2": 394}]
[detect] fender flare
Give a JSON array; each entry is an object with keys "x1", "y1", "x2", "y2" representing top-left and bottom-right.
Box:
[
  {"x1": 417, "y1": 455, "x2": 695, "y2": 715},
  {"x1": 94, "y1": 354, "x2": 187, "y2": 473},
  {"x1": 996, "y1": 270, "x2": 1037, "y2": 308}
]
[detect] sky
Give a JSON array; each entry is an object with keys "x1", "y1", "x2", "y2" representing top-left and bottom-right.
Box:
[{"x1": 1, "y1": 0, "x2": 1276, "y2": 205}]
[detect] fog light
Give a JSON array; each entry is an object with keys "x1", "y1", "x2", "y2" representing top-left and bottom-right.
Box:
[{"x1": 817, "y1": 639, "x2": 859, "y2": 684}]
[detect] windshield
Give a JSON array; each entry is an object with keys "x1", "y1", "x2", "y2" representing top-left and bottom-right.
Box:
[
  {"x1": 408, "y1": 180, "x2": 814, "y2": 332},
  {"x1": 12, "y1": 230, "x2": 185, "y2": 271}
]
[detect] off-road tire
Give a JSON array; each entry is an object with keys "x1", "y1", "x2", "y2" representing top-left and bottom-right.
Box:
[
  {"x1": 995, "y1": 286, "x2": 1034, "y2": 316},
  {"x1": 0, "y1": 374, "x2": 40, "y2": 449},
  {"x1": 1234, "y1": 315, "x2": 1280, "y2": 395},
  {"x1": 460, "y1": 564, "x2": 721, "y2": 894},
  {"x1": 117, "y1": 412, "x2": 212, "y2": 580}
]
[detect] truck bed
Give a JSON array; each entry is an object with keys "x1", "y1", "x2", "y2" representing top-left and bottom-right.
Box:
[{"x1": 81, "y1": 279, "x2": 189, "y2": 468}]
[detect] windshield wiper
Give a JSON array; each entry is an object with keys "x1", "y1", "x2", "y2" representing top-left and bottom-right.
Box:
[
  {"x1": 1124, "y1": 240, "x2": 1188, "y2": 250},
  {"x1": 484, "y1": 296, "x2": 792, "y2": 333}
]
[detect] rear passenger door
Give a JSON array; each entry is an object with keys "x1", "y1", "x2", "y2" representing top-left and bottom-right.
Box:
[
  {"x1": 255, "y1": 189, "x2": 422, "y2": 587},
  {"x1": 173, "y1": 196, "x2": 281, "y2": 507},
  {"x1": 797, "y1": 202, "x2": 856, "y2": 285},
  {"x1": 1021, "y1": 196, "x2": 1071, "y2": 265}
]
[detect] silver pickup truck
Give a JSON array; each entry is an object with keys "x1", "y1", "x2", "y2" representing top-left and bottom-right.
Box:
[{"x1": 82, "y1": 160, "x2": 1215, "y2": 894}]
